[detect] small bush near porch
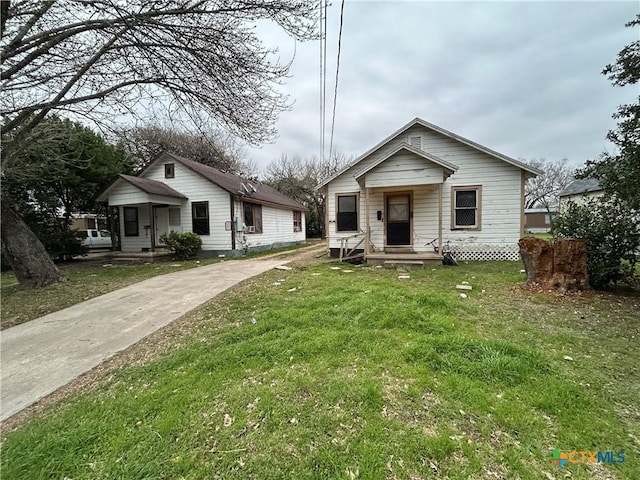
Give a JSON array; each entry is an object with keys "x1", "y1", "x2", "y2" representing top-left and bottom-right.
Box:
[
  {"x1": 160, "y1": 231, "x2": 203, "y2": 260},
  {"x1": 2, "y1": 263, "x2": 638, "y2": 479}
]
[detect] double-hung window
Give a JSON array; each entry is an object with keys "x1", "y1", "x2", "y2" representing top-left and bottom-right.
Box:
[
  {"x1": 452, "y1": 186, "x2": 481, "y2": 230},
  {"x1": 243, "y1": 203, "x2": 263, "y2": 233},
  {"x1": 293, "y1": 211, "x2": 302, "y2": 232},
  {"x1": 336, "y1": 194, "x2": 358, "y2": 232},
  {"x1": 123, "y1": 207, "x2": 139, "y2": 236},
  {"x1": 192, "y1": 201, "x2": 210, "y2": 235}
]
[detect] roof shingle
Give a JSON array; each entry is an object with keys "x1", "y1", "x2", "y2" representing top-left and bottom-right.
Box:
[
  {"x1": 158, "y1": 152, "x2": 307, "y2": 211},
  {"x1": 559, "y1": 178, "x2": 602, "y2": 197},
  {"x1": 120, "y1": 175, "x2": 187, "y2": 199}
]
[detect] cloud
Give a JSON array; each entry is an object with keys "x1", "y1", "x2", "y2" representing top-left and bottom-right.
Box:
[{"x1": 247, "y1": 0, "x2": 639, "y2": 172}]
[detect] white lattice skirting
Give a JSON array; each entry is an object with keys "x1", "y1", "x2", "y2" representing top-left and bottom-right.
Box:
[{"x1": 450, "y1": 244, "x2": 520, "y2": 261}]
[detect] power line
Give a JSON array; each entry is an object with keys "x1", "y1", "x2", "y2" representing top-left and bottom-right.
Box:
[
  {"x1": 328, "y1": 0, "x2": 345, "y2": 161},
  {"x1": 319, "y1": 1, "x2": 324, "y2": 163},
  {"x1": 322, "y1": 1, "x2": 328, "y2": 161}
]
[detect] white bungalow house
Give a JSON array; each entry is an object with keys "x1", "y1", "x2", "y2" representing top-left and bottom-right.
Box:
[
  {"x1": 318, "y1": 118, "x2": 542, "y2": 263},
  {"x1": 98, "y1": 152, "x2": 307, "y2": 255}
]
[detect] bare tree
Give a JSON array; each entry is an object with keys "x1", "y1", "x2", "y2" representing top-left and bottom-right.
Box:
[
  {"x1": 524, "y1": 158, "x2": 576, "y2": 210},
  {"x1": 116, "y1": 124, "x2": 248, "y2": 173},
  {"x1": 0, "y1": 0, "x2": 317, "y2": 287},
  {"x1": 264, "y1": 151, "x2": 351, "y2": 237}
]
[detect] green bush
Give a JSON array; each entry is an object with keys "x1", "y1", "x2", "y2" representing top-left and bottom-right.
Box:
[
  {"x1": 159, "y1": 231, "x2": 202, "y2": 259},
  {"x1": 47, "y1": 228, "x2": 88, "y2": 261},
  {"x1": 552, "y1": 197, "x2": 639, "y2": 289}
]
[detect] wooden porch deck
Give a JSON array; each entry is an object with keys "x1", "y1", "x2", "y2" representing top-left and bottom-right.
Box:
[{"x1": 366, "y1": 252, "x2": 442, "y2": 266}]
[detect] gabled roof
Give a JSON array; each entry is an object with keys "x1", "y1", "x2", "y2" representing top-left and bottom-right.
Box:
[
  {"x1": 151, "y1": 152, "x2": 307, "y2": 211},
  {"x1": 318, "y1": 117, "x2": 543, "y2": 188},
  {"x1": 559, "y1": 178, "x2": 603, "y2": 197},
  {"x1": 354, "y1": 143, "x2": 459, "y2": 180},
  {"x1": 119, "y1": 174, "x2": 188, "y2": 199}
]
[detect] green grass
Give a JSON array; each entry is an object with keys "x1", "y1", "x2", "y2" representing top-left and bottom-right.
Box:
[
  {"x1": 0, "y1": 258, "x2": 219, "y2": 330},
  {"x1": 2, "y1": 262, "x2": 638, "y2": 479},
  {"x1": 0, "y1": 242, "x2": 314, "y2": 330}
]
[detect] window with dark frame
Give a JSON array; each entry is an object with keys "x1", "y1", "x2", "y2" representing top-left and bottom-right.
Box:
[
  {"x1": 123, "y1": 207, "x2": 139, "y2": 236},
  {"x1": 293, "y1": 211, "x2": 302, "y2": 232},
  {"x1": 337, "y1": 194, "x2": 358, "y2": 232},
  {"x1": 192, "y1": 201, "x2": 210, "y2": 235},
  {"x1": 164, "y1": 163, "x2": 175, "y2": 178},
  {"x1": 452, "y1": 187, "x2": 480, "y2": 229},
  {"x1": 243, "y1": 203, "x2": 263, "y2": 233}
]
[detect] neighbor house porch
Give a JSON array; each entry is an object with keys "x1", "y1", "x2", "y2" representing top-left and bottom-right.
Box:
[{"x1": 97, "y1": 175, "x2": 187, "y2": 252}]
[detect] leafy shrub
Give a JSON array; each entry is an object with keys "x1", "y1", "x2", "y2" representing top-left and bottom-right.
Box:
[
  {"x1": 552, "y1": 197, "x2": 639, "y2": 289},
  {"x1": 160, "y1": 231, "x2": 202, "y2": 259},
  {"x1": 46, "y1": 229, "x2": 88, "y2": 261}
]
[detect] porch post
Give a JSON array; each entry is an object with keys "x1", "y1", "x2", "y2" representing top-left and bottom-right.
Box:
[
  {"x1": 365, "y1": 187, "x2": 371, "y2": 256},
  {"x1": 438, "y1": 183, "x2": 443, "y2": 254},
  {"x1": 148, "y1": 202, "x2": 156, "y2": 252}
]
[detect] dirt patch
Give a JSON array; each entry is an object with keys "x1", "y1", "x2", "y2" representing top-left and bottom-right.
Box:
[{"x1": 381, "y1": 372, "x2": 439, "y2": 436}]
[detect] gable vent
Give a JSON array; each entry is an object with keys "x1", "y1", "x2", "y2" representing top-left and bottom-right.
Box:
[{"x1": 409, "y1": 135, "x2": 422, "y2": 149}]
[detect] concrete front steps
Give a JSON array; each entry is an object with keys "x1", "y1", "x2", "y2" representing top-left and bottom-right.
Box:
[{"x1": 366, "y1": 252, "x2": 443, "y2": 267}]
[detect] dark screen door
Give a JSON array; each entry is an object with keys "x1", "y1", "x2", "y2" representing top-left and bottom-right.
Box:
[{"x1": 386, "y1": 194, "x2": 411, "y2": 245}]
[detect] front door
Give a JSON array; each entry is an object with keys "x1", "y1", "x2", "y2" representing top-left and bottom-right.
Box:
[
  {"x1": 386, "y1": 193, "x2": 411, "y2": 246},
  {"x1": 154, "y1": 207, "x2": 170, "y2": 246}
]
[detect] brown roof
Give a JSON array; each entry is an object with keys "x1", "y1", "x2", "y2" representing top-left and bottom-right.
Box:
[
  {"x1": 156, "y1": 152, "x2": 307, "y2": 211},
  {"x1": 120, "y1": 174, "x2": 187, "y2": 199}
]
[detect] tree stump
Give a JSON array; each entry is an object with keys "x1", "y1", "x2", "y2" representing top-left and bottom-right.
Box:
[{"x1": 518, "y1": 237, "x2": 589, "y2": 291}]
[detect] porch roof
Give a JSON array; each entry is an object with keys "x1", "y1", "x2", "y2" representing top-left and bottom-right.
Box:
[
  {"x1": 119, "y1": 175, "x2": 188, "y2": 199},
  {"x1": 353, "y1": 143, "x2": 458, "y2": 188},
  {"x1": 97, "y1": 175, "x2": 187, "y2": 206}
]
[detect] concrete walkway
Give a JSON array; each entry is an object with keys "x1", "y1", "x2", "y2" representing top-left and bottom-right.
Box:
[{"x1": 1, "y1": 254, "x2": 306, "y2": 421}]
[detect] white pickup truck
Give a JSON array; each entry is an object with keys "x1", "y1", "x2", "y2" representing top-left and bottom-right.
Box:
[{"x1": 78, "y1": 229, "x2": 113, "y2": 249}]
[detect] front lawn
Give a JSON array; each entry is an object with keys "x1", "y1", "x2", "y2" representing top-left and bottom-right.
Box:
[
  {"x1": 0, "y1": 258, "x2": 220, "y2": 330},
  {"x1": 1, "y1": 262, "x2": 638, "y2": 479},
  {"x1": 0, "y1": 242, "x2": 317, "y2": 330}
]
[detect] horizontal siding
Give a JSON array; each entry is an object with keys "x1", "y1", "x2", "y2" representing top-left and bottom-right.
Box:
[
  {"x1": 145, "y1": 161, "x2": 233, "y2": 250},
  {"x1": 239, "y1": 202, "x2": 306, "y2": 249},
  {"x1": 364, "y1": 186, "x2": 441, "y2": 252},
  {"x1": 120, "y1": 206, "x2": 151, "y2": 252},
  {"x1": 327, "y1": 123, "x2": 525, "y2": 250},
  {"x1": 117, "y1": 161, "x2": 305, "y2": 253},
  {"x1": 412, "y1": 186, "x2": 440, "y2": 252},
  {"x1": 365, "y1": 152, "x2": 444, "y2": 188},
  {"x1": 327, "y1": 174, "x2": 363, "y2": 249},
  {"x1": 559, "y1": 192, "x2": 604, "y2": 212},
  {"x1": 108, "y1": 183, "x2": 153, "y2": 205}
]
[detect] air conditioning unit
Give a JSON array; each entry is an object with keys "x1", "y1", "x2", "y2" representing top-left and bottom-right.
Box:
[{"x1": 247, "y1": 225, "x2": 256, "y2": 233}]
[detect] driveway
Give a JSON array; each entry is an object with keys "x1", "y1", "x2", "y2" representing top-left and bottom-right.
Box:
[{"x1": 1, "y1": 248, "x2": 321, "y2": 421}]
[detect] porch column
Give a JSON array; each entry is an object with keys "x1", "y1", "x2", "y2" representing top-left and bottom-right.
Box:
[
  {"x1": 438, "y1": 183, "x2": 443, "y2": 254},
  {"x1": 365, "y1": 187, "x2": 371, "y2": 256},
  {"x1": 148, "y1": 202, "x2": 156, "y2": 252}
]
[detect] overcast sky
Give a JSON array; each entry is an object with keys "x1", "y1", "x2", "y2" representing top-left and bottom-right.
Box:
[{"x1": 246, "y1": 0, "x2": 638, "y2": 171}]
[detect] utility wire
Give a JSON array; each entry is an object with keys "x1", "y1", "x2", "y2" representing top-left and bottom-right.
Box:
[
  {"x1": 328, "y1": 0, "x2": 345, "y2": 162},
  {"x1": 319, "y1": 1, "x2": 324, "y2": 163},
  {"x1": 322, "y1": 0, "x2": 328, "y2": 161}
]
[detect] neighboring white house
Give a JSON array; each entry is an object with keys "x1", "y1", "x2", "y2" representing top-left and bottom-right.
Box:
[
  {"x1": 98, "y1": 152, "x2": 307, "y2": 255},
  {"x1": 558, "y1": 178, "x2": 604, "y2": 212},
  {"x1": 318, "y1": 118, "x2": 542, "y2": 263}
]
